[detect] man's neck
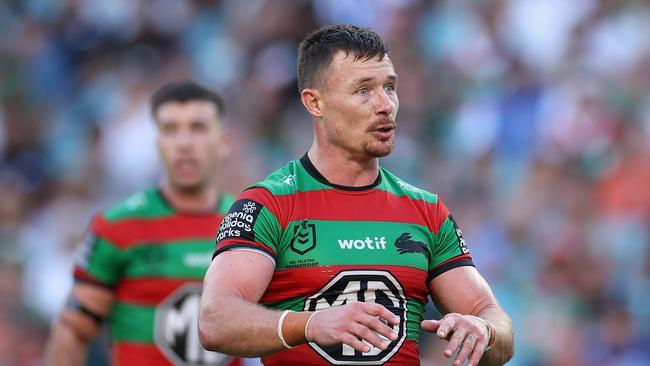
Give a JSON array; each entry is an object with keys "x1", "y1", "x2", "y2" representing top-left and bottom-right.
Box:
[
  {"x1": 159, "y1": 181, "x2": 219, "y2": 213},
  {"x1": 307, "y1": 145, "x2": 380, "y2": 187}
]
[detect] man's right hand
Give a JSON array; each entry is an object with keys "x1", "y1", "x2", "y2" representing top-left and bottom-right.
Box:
[
  {"x1": 44, "y1": 283, "x2": 114, "y2": 366},
  {"x1": 306, "y1": 301, "x2": 400, "y2": 353}
]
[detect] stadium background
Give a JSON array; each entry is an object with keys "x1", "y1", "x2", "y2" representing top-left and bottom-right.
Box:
[{"x1": 1, "y1": 0, "x2": 649, "y2": 364}]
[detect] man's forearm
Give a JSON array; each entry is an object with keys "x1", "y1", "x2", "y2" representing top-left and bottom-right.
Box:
[
  {"x1": 44, "y1": 321, "x2": 89, "y2": 366},
  {"x1": 199, "y1": 294, "x2": 311, "y2": 357},
  {"x1": 477, "y1": 305, "x2": 514, "y2": 366}
]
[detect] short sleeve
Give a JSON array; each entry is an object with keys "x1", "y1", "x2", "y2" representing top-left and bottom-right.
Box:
[
  {"x1": 73, "y1": 215, "x2": 125, "y2": 288},
  {"x1": 213, "y1": 188, "x2": 283, "y2": 264},
  {"x1": 427, "y1": 200, "x2": 474, "y2": 283}
]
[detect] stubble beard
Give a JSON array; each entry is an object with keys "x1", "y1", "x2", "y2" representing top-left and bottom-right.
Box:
[
  {"x1": 364, "y1": 138, "x2": 394, "y2": 158},
  {"x1": 168, "y1": 168, "x2": 213, "y2": 196},
  {"x1": 325, "y1": 126, "x2": 395, "y2": 159},
  {"x1": 169, "y1": 178, "x2": 206, "y2": 195}
]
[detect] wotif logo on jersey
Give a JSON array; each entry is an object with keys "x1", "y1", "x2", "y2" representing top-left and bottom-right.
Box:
[{"x1": 338, "y1": 236, "x2": 387, "y2": 250}]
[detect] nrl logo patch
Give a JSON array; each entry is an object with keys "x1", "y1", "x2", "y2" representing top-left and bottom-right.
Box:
[{"x1": 291, "y1": 220, "x2": 317, "y2": 255}]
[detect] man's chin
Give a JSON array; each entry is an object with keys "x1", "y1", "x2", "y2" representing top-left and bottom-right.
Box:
[
  {"x1": 170, "y1": 180, "x2": 205, "y2": 194},
  {"x1": 366, "y1": 144, "x2": 394, "y2": 158}
]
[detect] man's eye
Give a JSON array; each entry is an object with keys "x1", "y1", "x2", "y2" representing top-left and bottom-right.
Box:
[
  {"x1": 358, "y1": 87, "x2": 368, "y2": 95},
  {"x1": 385, "y1": 84, "x2": 395, "y2": 92},
  {"x1": 192, "y1": 123, "x2": 208, "y2": 133},
  {"x1": 161, "y1": 125, "x2": 176, "y2": 134}
]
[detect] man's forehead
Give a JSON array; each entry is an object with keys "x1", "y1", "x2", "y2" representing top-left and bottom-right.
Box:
[
  {"x1": 330, "y1": 50, "x2": 393, "y2": 68},
  {"x1": 157, "y1": 100, "x2": 218, "y2": 116},
  {"x1": 155, "y1": 100, "x2": 221, "y2": 124},
  {"x1": 325, "y1": 51, "x2": 396, "y2": 83}
]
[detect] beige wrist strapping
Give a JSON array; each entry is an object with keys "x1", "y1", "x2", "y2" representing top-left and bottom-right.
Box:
[
  {"x1": 277, "y1": 310, "x2": 294, "y2": 349},
  {"x1": 473, "y1": 316, "x2": 495, "y2": 351},
  {"x1": 304, "y1": 311, "x2": 319, "y2": 342}
]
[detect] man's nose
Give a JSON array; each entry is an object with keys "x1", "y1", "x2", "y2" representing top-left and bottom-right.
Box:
[
  {"x1": 375, "y1": 90, "x2": 394, "y2": 116},
  {"x1": 176, "y1": 130, "x2": 193, "y2": 148}
]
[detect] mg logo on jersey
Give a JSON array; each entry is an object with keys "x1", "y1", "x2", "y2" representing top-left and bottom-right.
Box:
[
  {"x1": 155, "y1": 284, "x2": 232, "y2": 366},
  {"x1": 304, "y1": 270, "x2": 407, "y2": 365}
]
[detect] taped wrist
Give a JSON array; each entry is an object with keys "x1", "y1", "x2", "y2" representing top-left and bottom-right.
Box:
[
  {"x1": 277, "y1": 310, "x2": 313, "y2": 348},
  {"x1": 473, "y1": 316, "x2": 496, "y2": 351},
  {"x1": 66, "y1": 296, "x2": 104, "y2": 325}
]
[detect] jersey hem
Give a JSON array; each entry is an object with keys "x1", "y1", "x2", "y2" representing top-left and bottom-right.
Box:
[
  {"x1": 213, "y1": 243, "x2": 276, "y2": 262},
  {"x1": 73, "y1": 268, "x2": 116, "y2": 289},
  {"x1": 426, "y1": 256, "x2": 474, "y2": 283},
  {"x1": 227, "y1": 247, "x2": 276, "y2": 265}
]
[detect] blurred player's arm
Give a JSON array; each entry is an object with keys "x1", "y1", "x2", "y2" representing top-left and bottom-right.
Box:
[
  {"x1": 423, "y1": 266, "x2": 514, "y2": 366},
  {"x1": 199, "y1": 250, "x2": 398, "y2": 357},
  {"x1": 44, "y1": 282, "x2": 113, "y2": 366}
]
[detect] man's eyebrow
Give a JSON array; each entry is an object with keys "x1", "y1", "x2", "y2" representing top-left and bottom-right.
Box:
[
  {"x1": 354, "y1": 74, "x2": 398, "y2": 84},
  {"x1": 354, "y1": 76, "x2": 374, "y2": 84}
]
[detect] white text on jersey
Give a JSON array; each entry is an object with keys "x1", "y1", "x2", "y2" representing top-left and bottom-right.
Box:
[{"x1": 337, "y1": 237, "x2": 387, "y2": 250}]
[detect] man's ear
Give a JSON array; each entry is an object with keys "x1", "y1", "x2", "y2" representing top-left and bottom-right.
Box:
[
  {"x1": 213, "y1": 122, "x2": 233, "y2": 160},
  {"x1": 300, "y1": 88, "x2": 324, "y2": 118}
]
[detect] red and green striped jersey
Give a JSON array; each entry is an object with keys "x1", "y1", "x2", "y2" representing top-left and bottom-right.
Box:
[
  {"x1": 74, "y1": 188, "x2": 240, "y2": 366},
  {"x1": 214, "y1": 155, "x2": 474, "y2": 366}
]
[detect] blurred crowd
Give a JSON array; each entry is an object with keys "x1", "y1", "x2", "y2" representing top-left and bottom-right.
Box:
[{"x1": 1, "y1": 0, "x2": 649, "y2": 365}]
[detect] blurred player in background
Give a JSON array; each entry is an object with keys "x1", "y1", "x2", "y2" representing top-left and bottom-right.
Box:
[
  {"x1": 45, "y1": 81, "x2": 242, "y2": 366},
  {"x1": 199, "y1": 25, "x2": 513, "y2": 365}
]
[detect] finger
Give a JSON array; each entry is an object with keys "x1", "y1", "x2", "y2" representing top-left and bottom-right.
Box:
[
  {"x1": 340, "y1": 333, "x2": 373, "y2": 353},
  {"x1": 444, "y1": 328, "x2": 467, "y2": 358},
  {"x1": 453, "y1": 334, "x2": 478, "y2": 366},
  {"x1": 359, "y1": 315, "x2": 397, "y2": 341},
  {"x1": 364, "y1": 303, "x2": 400, "y2": 325},
  {"x1": 437, "y1": 315, "x2": 457, "y2": 339},
  {"x1": 350, "y1": 323, "x2": 389, "y2": 350},
  {"x1": 467, "y1": 339, "x2": 488, "y2": 366},
  {"x1": 420, "y1": 319, "x2": 440, "y2": 333}
]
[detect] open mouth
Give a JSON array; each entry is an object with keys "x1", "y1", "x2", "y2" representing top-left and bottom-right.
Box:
[
  {"x1": 370, "y1": 125, "x2": 395, "y2": 140},
  {"x1": 175, "y1": 159, "x2": 199, "y2": 174},
  {"x1": 375, "y1": 126, "x2": 394, "y2": 133}
]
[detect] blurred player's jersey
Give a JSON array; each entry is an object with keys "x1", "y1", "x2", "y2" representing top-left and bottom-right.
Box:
[
  {"x1": 74, "y1": 188, "x2": 240, "y2": 366},
  {"x1": 214, "y1": 154, "x2": 474, "y2": 365}
]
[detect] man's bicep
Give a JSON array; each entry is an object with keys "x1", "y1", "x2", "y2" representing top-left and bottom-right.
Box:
[
  {"x1": 427, "y1": 266, "x2": 497, "y2": 316},
  {"x1": 204, "y1": 250, "x2": 275, "y2": 303}
]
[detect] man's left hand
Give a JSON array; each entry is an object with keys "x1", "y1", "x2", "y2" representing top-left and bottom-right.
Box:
[{"x1": 421, "y1": 313, "x2": 490, "y2": 366}]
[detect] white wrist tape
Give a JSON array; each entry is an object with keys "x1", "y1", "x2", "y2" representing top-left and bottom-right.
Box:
[
  {"x1": 277, "y1": 310, "x2": 294, "y2": 349},
  {"x1": 304, "y1": 311, "x2": 320, "y2": 342}
]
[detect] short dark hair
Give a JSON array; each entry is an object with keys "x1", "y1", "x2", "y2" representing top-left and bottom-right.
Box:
[
  {"x1": 297, "y1": 24, "x2": 389, "y2": 92},
  {"x1": 150, "y1": 81, "x2": 225, "y2": 119}
]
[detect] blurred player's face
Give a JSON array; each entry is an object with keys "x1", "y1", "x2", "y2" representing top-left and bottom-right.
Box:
[
  {"x1": 155, "y1": 101, "x2": 227, "y2": 193},
  {"x1": 317, "y1": 51, "x2": 399, "y2": 159}
]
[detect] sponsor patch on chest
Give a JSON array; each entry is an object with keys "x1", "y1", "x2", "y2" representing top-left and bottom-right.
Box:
[{"x1": 337, "y1": 236, "x2": 387, "y2": 250}]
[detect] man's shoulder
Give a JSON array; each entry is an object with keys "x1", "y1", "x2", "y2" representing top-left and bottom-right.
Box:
[
  {"x1": 248, "y1": 159, "x2": 302, "y2": 196},
  {"x1": 217, "y1": 192, "x2": 236, "y2": 214},
  {"x1": 379, "y1": 168, "x2": 440, "y2": 205},
  {"x1": 101, "y1": 188, "x2": 168, "y2": 222}
]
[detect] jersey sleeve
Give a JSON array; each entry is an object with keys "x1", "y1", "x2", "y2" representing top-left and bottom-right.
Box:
[
  {"x1": 427, "y1": 200, "x2": 474, "y2": 283},
  {"x1": 73, "y1": 215, "x2": 125, "y2": 288},
  {"x1": 213, "y1": 187, "x2": 283, "y2": 263}
]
